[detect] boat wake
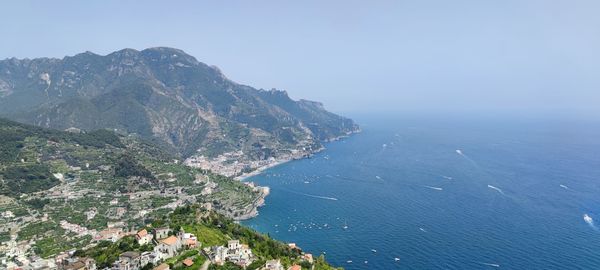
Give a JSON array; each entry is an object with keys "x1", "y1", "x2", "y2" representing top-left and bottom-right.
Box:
[
  {"x1": 298, "y1": 192, "x2": 338, "y2": 201},
  {"x1": 456, "y1": 149, "x2": 479, "y2": 166},
  {"x1": 478, "y1": 262, "x2": 501, "y2": 268},
  {"x1": 424, "y1": 185, "x2": 443, "y2": 191},
  {"x1": 280, "y1": 188, "x2": 338, "y2": 201},
  {"x1": 584, "y1": 214, "x2": 596, "y2": 229},
  {"x1": 487, "y1": 185, "x2": 504, "y2": 195}
]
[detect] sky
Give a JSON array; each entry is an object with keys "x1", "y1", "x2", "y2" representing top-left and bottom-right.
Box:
[{"x1": 1, "y1": 0, "x2": 599, "y2": 117}]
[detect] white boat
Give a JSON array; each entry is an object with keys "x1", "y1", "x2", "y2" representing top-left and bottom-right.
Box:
[{"x1": 371, "y1": 249, "x2": 377, "y2": 253}]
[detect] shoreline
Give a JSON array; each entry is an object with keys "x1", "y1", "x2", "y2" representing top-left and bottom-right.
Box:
[
  {"x1": 235, "y1": 129, "x2": 362, "y2": 182},
  {"x1": 232, "y1": 129, "x2": 361, "y2": 220},
  {"x1": 233, "y1": 146, "x2": 325, "y2": 182}
]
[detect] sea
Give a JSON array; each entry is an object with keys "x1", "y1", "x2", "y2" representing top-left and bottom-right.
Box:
[{"x1": 242, "y1": 115, "x2": 600, "y2": 269}]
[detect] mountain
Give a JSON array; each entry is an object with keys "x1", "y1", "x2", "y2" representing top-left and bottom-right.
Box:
[
  {"x1": 0, "y1": 48, "x2": 359, "y2": 159},
  {"x1": 0, "y1": 116, "x2": 265, "y2": 220}
]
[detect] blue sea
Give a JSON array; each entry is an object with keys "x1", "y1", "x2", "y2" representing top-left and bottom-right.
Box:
[{"x1": 242, "y1": 115, "x2": 600, "y2": 269}]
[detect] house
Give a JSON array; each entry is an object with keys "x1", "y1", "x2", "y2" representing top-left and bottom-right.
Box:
[
  {"x1": 288, "y1": 265, "x2": 302, "y2": 270},
  {"x1": 96, "y1": 227, "x2": 123, "y2": 242},
  {"x1": 228, "y1": 240, "x2": 241, "y2": 250},
  {"x1": 185, "y1": 238, "x2": 198, "y2": 249},
  {"x1": 154, "y1": 235, "x2": 182, "y2": 260},
  {"x1": 153, "y1": 227, "x2": 170, "y2": 240},
  {"x1": 56, "y1": 255, "x2": 96, "y2": 270},
  {"x1": 288, "y1": 243, "x2": 301, "y2": 250},
  {"x1": 302, "y1": 253, "x2": 313, "y2": 264},
  {"x1": 211, "y1": 245, "x2": 228, "y2": 265},
  {"x1": 182, "y1": 232, "x2": 198, "y2": 248},
  {"x1": 61, "y1": 257, "x2": 96, "y2": 270},
  {"x1": 208, "y1": 240, "x2": 254, "y2": 267},
  {"x1": 140, "y1": 252, "x2": 156, "y2": 268},
  {"x1": 64, "y1": 261, "x2": 86, "y2": 270},
  {"x1": 153, "y1": 263, "x2": 170, "y2": 270},
  {"x1": 117, "y1": 251, "x2": 141, "y2": 270},
  {"x1": 136, "y1": 229, "x2": 153, "y2": 245},
  {"x1": 182, "y1": 258, "x2": 194, "y2": 267},
  {"x1": 263, "y1": 259, "x2": 284, "y2": 270}
]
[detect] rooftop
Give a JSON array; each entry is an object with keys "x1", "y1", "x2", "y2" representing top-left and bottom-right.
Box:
[
  {"x1": 154, "y1": 263, "x2": 170, "y2": 270},
  {"x1": 121, "y1": 251, "x2": 140, "y2": 259},
  {"x1": 182, "y1": 258, "x2": 194, "y2": 267},
  {"x1": 161, "y1": 235, "x2": 178, "y2": 246}
]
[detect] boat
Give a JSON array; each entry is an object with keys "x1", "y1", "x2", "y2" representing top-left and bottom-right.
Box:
[
  {"x1": 371, "y1": 249, "x2": 377, "y2": 253},
  {"x1": 343, "y1": 219, "x2": 348, "y2": 230}
]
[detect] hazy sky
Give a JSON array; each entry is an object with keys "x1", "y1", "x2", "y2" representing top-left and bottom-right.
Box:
[{"x1": 1, "y1": 0, "x2": 599, "y2": 117}]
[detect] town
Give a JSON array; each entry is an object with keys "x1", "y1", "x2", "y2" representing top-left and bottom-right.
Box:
[{"x1": 2, "y1": 206, "x2": 324, "y2": 270}]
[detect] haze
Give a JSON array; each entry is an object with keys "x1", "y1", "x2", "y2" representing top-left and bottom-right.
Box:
[{"x1": 1, "y1": 0, "x2": 598, "y2": 117}]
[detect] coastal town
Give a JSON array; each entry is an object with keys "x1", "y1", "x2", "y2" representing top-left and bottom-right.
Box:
[
  {"x1": 0, "y1": 143, "x2": 273, "y2": 270},
  {"x1": 0, "y1": 101, "x2": 349, "y2": 270},
  {"x1": 184, "y1": 148, "x2": 317, "y2": 180},
  {"x1": 1, "y1": 206, "x2": 322, "y2": 270}
]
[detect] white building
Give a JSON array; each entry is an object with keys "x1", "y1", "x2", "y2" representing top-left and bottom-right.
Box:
[
  {"x1": 263, "y1": 259, "x2": 284, "y2": 270},
  {"x1": 154, "y1": 235, "x2": 182, "y2": 260},
  {"x1": 153, "y1": 228, "x2": 170, "y2": 240},
  {"x1": 116, "y1": 251, "x2": 141, "y2": 270},
  {"x1": 135, "y1": 229, "x2": 153, "y2": 246}
]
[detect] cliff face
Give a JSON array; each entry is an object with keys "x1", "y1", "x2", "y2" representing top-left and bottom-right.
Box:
[{"x1": 0, "y1": 47, "x2": 359, "y2": 158}]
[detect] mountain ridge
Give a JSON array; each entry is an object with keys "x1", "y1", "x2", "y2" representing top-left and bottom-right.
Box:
[{"x1": 0, "y1": 47, "x2": 359, "y2": 159}]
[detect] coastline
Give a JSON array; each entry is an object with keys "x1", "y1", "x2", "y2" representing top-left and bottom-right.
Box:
[
  {"x1": 232, "y1": 129, "x2": 361, "y2": 220},
  {"x1": 233, "y1": 146, "x2": 325, "y2": 182}
]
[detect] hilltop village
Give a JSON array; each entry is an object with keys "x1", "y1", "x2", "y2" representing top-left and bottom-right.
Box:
[{"x1": 2, "y1": 205, "x2": 336, "y2": 270}]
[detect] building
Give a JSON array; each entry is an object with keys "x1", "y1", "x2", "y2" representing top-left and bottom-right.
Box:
[
  {"x1": 182, "y1": 258, "x2": 194, "y2": 267},
  {"x1": 140, "y1": 252, "x2": 157, "y2": 268},
  {"x1": 153, "y1": 228, "x2": 170, "y2": 240},
  {"x1": 288, "y1": 265, "x2": 302, "y2": 270},
  {"x1": 182, "y1": 232, "x2": 198, "y2": 249},
  {"x1": 154, "y1": 235, "x2": 182, "y2": 260},
  {"x1": 136, "y1": 229, "x2": 153, "y2": 245},
  {"x1": 64, "y1": 261, "x2": 86, "y2": 270},
  {"x1": 302, "y1": 253, "x2": 313, "y2": 264},
  {"x1": 263, "y1": 259, "x2": 284, "y2": 270},
  {"x1": 59, "y1": 257, "x2": 96, "y2": 270},
  {"x1": 153, "y1": 263, "x2": 170, "y2": 270},
  {"x1": 228, "y1": 240, "x2": 241, "y2": 250},
  {"x1": 211, "y1": 240, "x2": 254, "y2": 267},
  {"x1": 211, "y1": 245, "x2": 228, "y2": 265},
  {"x1": 116, "y1": 251, "x2": 141, "y2": 270},
  {"x1": 95, "y1": 227, "x2": 123, "y2": 242}
]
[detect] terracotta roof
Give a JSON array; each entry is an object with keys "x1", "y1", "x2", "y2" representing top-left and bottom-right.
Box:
[
  {"x1": 137, "y1": 229, "x2": 147, "y2": 237},
  {"x1": 154, "y1": 263, "x2": 170, "y2": 270},
  {"x1": 182, "y1": 258, "x2": 194, "y2": 267},
  {"x1": 186, "y1": 239, "x2": 196, "y2": 245},
  {"x1": 161, "y1": 235, "x2": 178, "y2": 246},
  {"x1": 288, "y1": 265, "x2": 301, "y2": 270}
]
